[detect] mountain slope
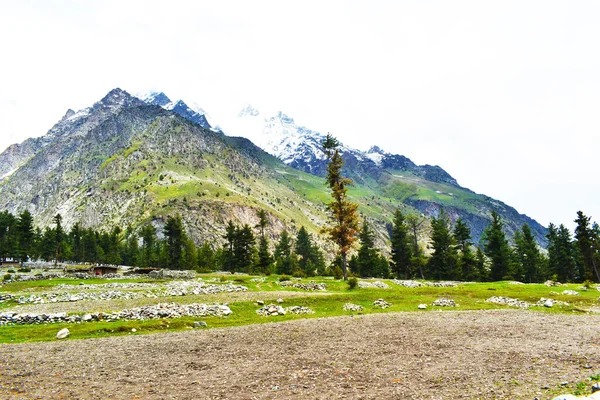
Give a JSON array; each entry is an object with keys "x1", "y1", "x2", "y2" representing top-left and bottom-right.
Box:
[
  {"x1": 219, "y1": 105, "x2": 547, "y2": 245},
  {"x1": 0, "y1": 88, "x2": 547, "y2": 253}
]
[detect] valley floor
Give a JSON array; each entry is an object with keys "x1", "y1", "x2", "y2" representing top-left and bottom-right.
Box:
[{"x1": 1, "y1": 309, "x2": 599, "y2": 399}]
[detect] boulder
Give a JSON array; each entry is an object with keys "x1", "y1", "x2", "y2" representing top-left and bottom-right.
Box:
[{"x1": 56, "y1": 328, "x2": 70, "y2": 339}]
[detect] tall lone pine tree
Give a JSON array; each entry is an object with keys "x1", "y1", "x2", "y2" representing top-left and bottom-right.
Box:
[{"x1": 321, "y1": 134, "x2": 359, "y2": 280}]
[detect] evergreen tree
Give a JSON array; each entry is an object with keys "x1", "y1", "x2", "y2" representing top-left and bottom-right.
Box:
[
  {"x1": 70, "y1": 222, "x2": 83, "y2": 262},
  {"x1": 574, "y1": 211, "x2": 600, "y2": 282},
  {"x1": 390, "y1": 209, "x2": 413, "y2": 279},
  {"x1": 140, "y1": 225, "x2": 156, "y2": 268},
  {"x1": 197, "y1": 242, "x2": 215, "y2": 272},
  {"x1": 483, "y1": 211, "x2": 512, "y2": 281},
  {"x1": 53, "y1": 214, "x2": 65, "y2": 266},
  {"x1": 106, "y1": 226, "x2": 122, "y2": 265},
  {"x1": 547, "y1": 223, "x2": 577, "y2": 282},
  {"x1": 233, "y1": 224, "x2": 256, "y2": 272},
  {"x1": 453, "y1": 218, "x2": 478, "y2": 281},
  {"x1": 275, "y1": 230, "x2": 294, "y2": 275},
  {"x1": 222, "y1": 221, "x2": 237, "y2": 272},
  {"x1": 254, "y1": 209, "x2": 272, "y2": 274},
  {"x1": 182, "y1": 237, "x2": 197, "y2": 270},
  {"x1": 0, "y1": 211, "x2": 17, "y2": 262},
  {"x1": 295, "y1": 226, "x2": 324, "y2": 276},
  {"x1": 163, "y1": 214, "x2": 185, "y2": 269},
  {"x1": 390, "y1": 209, "x2": 412, "y2": 279},
  {"x1": 256, "y1": 236, "x2": 273, "y2": 274},
  {"x1": 475, "y1": 246, "x2": 488, "y2": 281},
  {"x1": 322, "y1": 134, "x2": 359, "y2": 280},
  {"x1": 356, "y1": 220, "x2": 379, "y2": 277},
  {"x1": 427, "y1": 210, "x2": 457, "y2": 280},
  {"x1": 123, "y1": 230, "x2": 139, "y2": 267},
  {"x1": 16, "y1": 210, "x2": 34, "y2": 266},
  {"x1": 513, "y1": 224, "x2": 542, "y2": 282},
  {"x1": 405, "y1": 213, "x2": 426, "y2": 279}
]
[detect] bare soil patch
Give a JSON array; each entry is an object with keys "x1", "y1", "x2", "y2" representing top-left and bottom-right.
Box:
[{"x1": 1, "y1": 310, "x2": 599, "y2": 399}]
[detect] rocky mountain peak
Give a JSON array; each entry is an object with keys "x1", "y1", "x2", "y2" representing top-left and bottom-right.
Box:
[
  {"x1": 143, "y1": 92, "x2": 171, "y2": 107},
  {"x1": 98, "y1": 88, "x2": 143, "y2": 108},
  {"x1": 238, "y1": 104, "x2": 260, "y2": 118}
]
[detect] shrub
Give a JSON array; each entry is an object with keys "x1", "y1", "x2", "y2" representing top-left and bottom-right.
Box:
[
  {"x1": 347, "y1": 277, "x2": 358, "y2": 290},
  {"x1": 332, "y1": 266, "x2": 343, "y2": 280},
  {"x1": 18, "y1": 267, "x2": 31, "y2": 273},
  {"x1": 583, "y1": 280, "x2": 594, "y2": 290},
  {"x1": 292, "y1": 270, "x2": 306, "y2": 278},
  {"x1": 2, "y1": 273, "x2": 11, "y2": 282},
  {"x1": 279, "y1": 275, "x2": 290, "y2": 282},
  {"x1": 7, "y1": 269, "x2": 15, "y2": 273}
]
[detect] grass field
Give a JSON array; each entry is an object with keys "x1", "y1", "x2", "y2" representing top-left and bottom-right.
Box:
[{"x1": 1, "y1": 273, "x2": 598, "y2": 345}]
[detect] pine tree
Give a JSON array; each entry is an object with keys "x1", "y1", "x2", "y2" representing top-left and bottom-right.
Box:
[
  {"x1": 574, "y1": 211, "x2": 600, "y2": 282},
  {"x1": 275, "y1": 230, "x2": 294, "y2": 275},
  {"x1": 0, "y1": 211, "x2": 17, "y2": 262},
  {"x1": 16, "y1": 210, "x2": 34, "y2": 266},
  {"x1": 453, "y1": 218, "x2": 478, "y2": 281},
  {"x1": 390, "y1": 209, "x2": 412, "y2": 279},
  {"x1": 295, "y1": 226, "x2": 324, "y2": 276},
  {"x1": 163, "y1": 214, "x2": 185, "y2": 269},
  {"x1": 223, "y1": 221, "x2": 237, "y2": 272},
  {"x1": 53, "y1": 213, "x2": 65, "y2": 266},
  {"x1": 255, "y1": 209, "x2": 272, "y2": 274},
  {"x1": 427, "y1": 209, "x2": 457, "y2": 280},
  {"x1": 356, "y1": 220, "x2": 379, "y2": 277},
  {"x1": 197, "y1": 242, "x2": 216, "y2": 272},
  {"x1": 70, "y1": 222, "x2": 83, "y2": 262},
  {"x1": 140, "y1": 225, "x2": 156, "y2": 268},
  {"x1": 513, "y1": 224, "x2": 542, "y2": 283},
  {"x1": 405, "y1": 213, "x2": 426, "y2": 279},
  {"x1": 321, "y1": 134, "x2": 359, "y2": 280},
  {"x1": 233, "y1": 224, "x2": 256, "y2": 272},
  {"x1": 483, "y1": 211, "x2": 511, "y2": 281}
]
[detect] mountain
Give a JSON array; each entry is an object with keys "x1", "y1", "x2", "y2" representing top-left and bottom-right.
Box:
[
  {"x1": 221, "y1": 105, "x2": 548, "y2": 245},
  {"x1": 140, "y1": 92, "x2": 212, "y2": 130},
  {"x1": 0, "y1": 88, "x2": 547, "y2": 253}
]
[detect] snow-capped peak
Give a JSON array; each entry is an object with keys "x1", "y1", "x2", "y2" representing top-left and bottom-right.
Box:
[{"x1": 238, "y1": 104, "x2": 260, "y2": 118}]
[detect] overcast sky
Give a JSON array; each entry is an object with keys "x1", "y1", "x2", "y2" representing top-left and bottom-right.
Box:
[{"x1": 1, "y1": 0, "x2": 598, "y2": 229}]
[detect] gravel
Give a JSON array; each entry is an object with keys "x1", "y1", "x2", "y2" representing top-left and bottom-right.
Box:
[{"x1": 2, "y1": 310, "x2": 599, "y2": 399}]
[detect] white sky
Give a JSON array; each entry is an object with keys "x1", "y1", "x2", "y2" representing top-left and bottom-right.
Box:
[{"x1": 1, "y1": 0, "x2": 598, "y2": 229}]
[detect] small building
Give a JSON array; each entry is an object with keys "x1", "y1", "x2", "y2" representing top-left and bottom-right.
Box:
[
  {"x1": 93, "y1": 265, "x2": 118, "y2": 275},
  {"x1": 130, "y1": 267, "x2": 160, "y2": 275}
]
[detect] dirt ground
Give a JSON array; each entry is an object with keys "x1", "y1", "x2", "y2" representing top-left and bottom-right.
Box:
[{"x1": 1, "y1": 309, "x2": 599, "y2": 399}]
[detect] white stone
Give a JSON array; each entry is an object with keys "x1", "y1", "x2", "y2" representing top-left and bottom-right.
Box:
[
  {"x1": 56, "y1": 328, "x2": 70, "y2": 339},
  {"x1": 418, "y1": 304, "x2": 427, "y2": 309}
]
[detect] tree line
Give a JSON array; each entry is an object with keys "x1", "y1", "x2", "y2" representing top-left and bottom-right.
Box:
[{"x1": 320, "y1": 134, "x2": 600, "y2": 283}]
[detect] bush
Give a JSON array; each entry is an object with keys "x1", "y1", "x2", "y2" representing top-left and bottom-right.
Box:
[
  {"x1": 332, "y1": 266, "x2": 343, "y2": 280},
  {"x1": 2, "y1": 273, "x2": 11, "y2": 282},
  {"x1": 279, "y1": 275, "x2": 290, "y2": 282},
  {"x1": 18, "y1": 267, "x2": 31, "y2": 273},
  {"x1": 583, "y1": 280, "x2": 594, "y2": 290},
  {"x1": 292, "y1": 270, "x2": 306, "y2": 278},
  {"x1": 347, "y1": 277, "x2": 358, "y2": 290},
  {"x1": 7, "y1": 269, "x2": 15, "y2": 273}
]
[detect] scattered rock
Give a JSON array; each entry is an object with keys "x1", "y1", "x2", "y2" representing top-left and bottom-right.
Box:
[
  {"x1": 358, "y1": 281, "x2": 390, "y2": 289},
  {"x1": 545, "y1": 280, "x2": 563, "y2": 287},
  {"x1": 486, "y1": 296, "x2": 530, "y2": 309},
  {"x1": 277, "y1": 281, "x2": 327, "y2": 291},
  {"x1": 56, "y1": 328, "x2": 70, "y2": 339},
  {"x1": 131, "y1": 328, "x2": 137, "y2": 332},
  {"x1": 257, "y1": 300, "x2": 264, "y2": 305},
  {"x1": 343, "y1": 303, "x2": 364, "y2": 311},
  {"x1": 425, "y1": 281, "x2": 458, "y2": 287},
  {"x1": 537, "y1": 298, "x2": 570, "y2": 308},
  {"x1": 373, "y1": 299, "x2": 391, "y2": 309},
  {"x1": 392, "y1": 280, "x2": 423, "y2": 288},
  {"x1": 277, "y1": 298, "x2": 284, "y2": 303},
  {"x1": 418, "y1": 304, "x2": 427, "y2": 309},
  {"x1": 432, "y1": 298, "x2": 458, "y2": 307},
  {"x1": 562, "y1": 290, "x2": 579, "y2": 296},
  {"x1": 255, "y1": 304, "x2": 314, "y2": 316},
  {"x1": 193, "y1": 321, "x2": 208, "y2": 328},
  {"x1": 592, "y1": 383, "x2": 600, "y2": 393}
]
